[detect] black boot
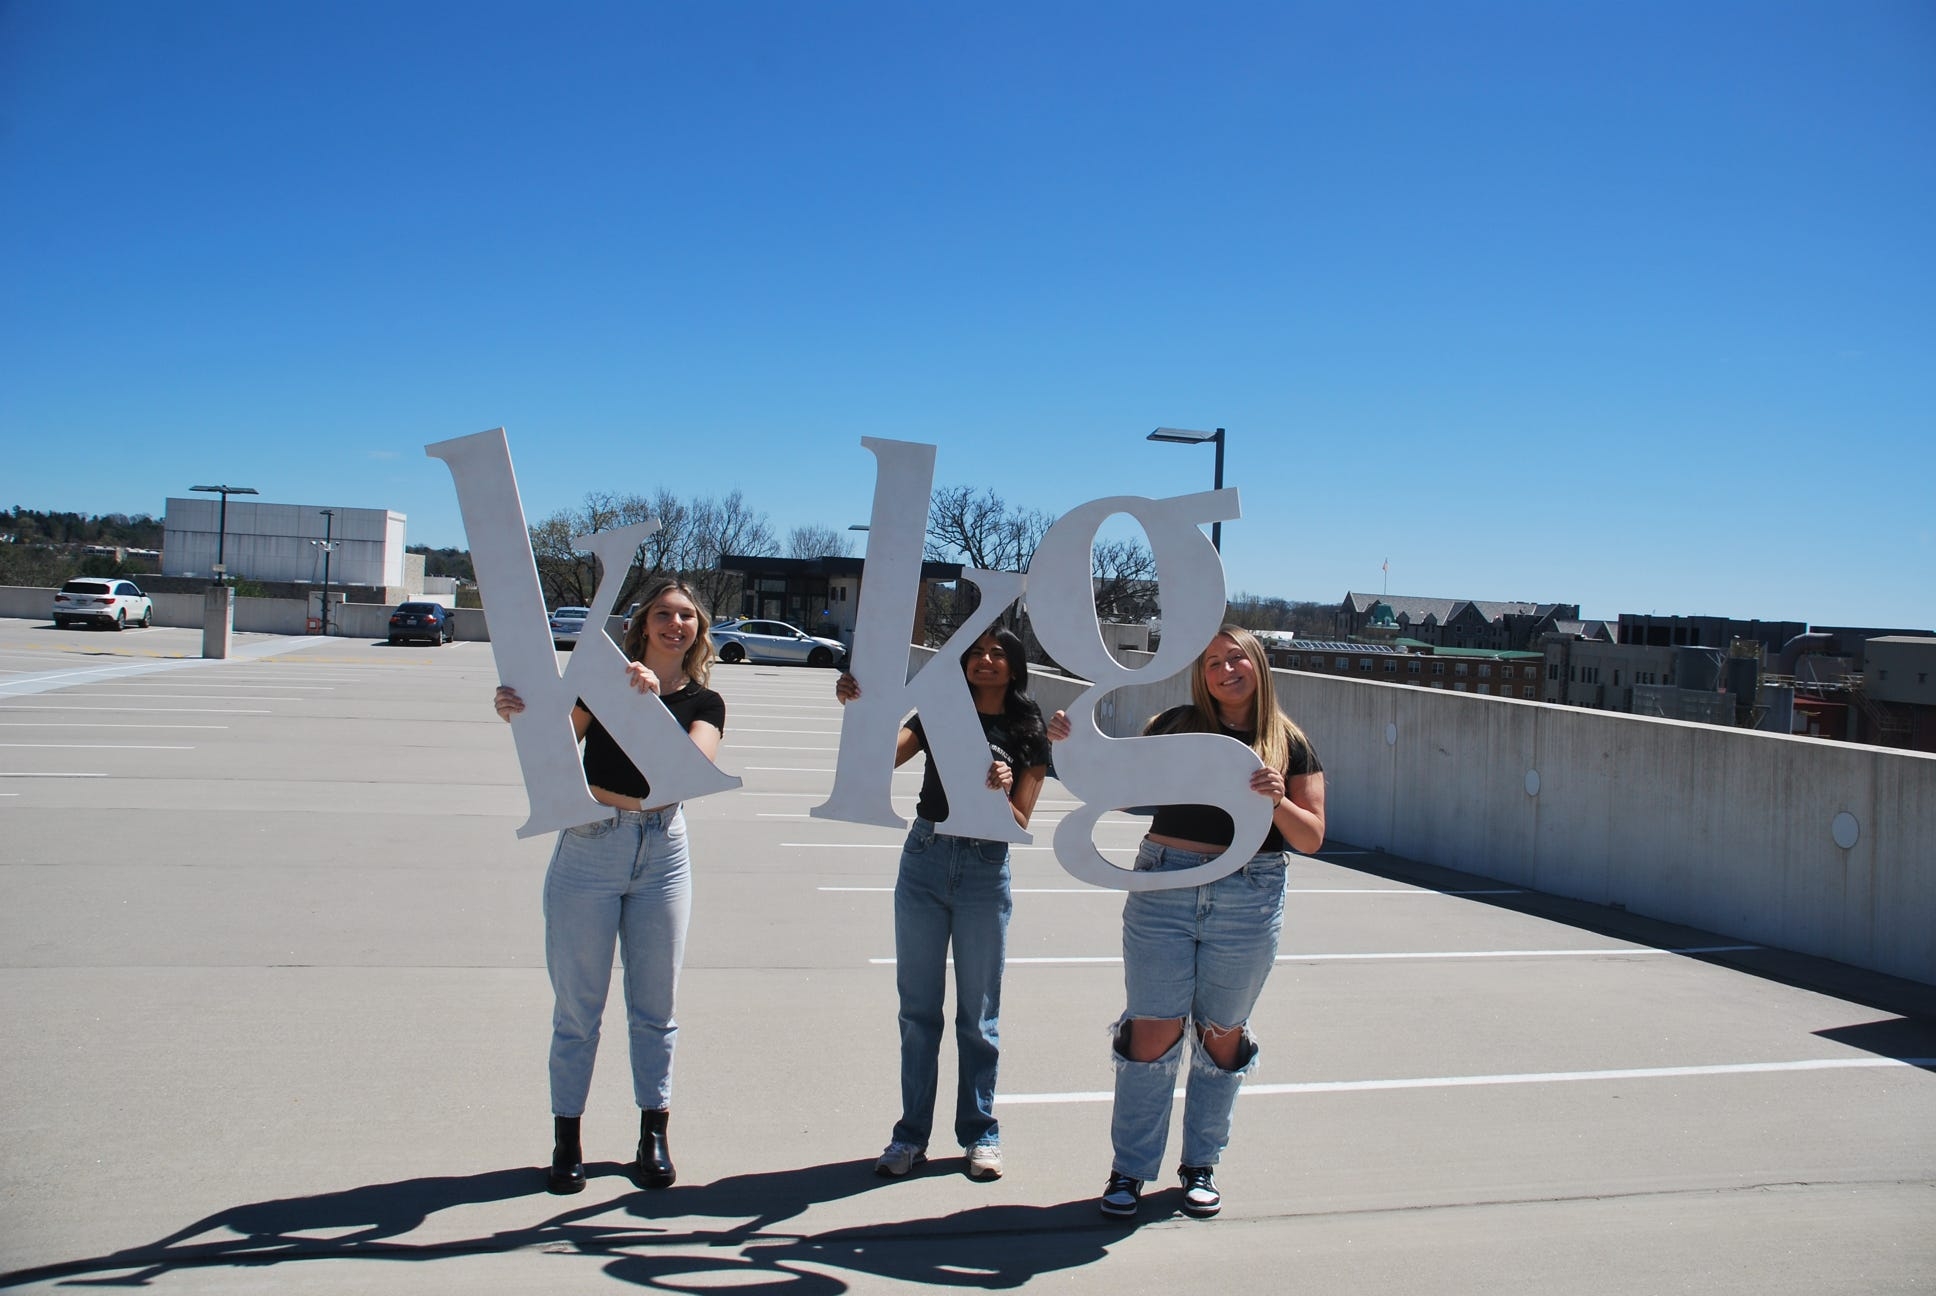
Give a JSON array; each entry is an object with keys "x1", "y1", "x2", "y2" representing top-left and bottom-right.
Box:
[
  {"x1": 635, "y1": 1108, "x2": 676, "y2": 1189},
  {"x1": 547, "y1": 1116, "x2": 586, "y2": 1195}
]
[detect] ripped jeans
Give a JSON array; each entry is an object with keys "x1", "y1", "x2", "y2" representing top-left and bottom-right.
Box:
[{"x1": 1109, "y1": 839, "x2": 1287, "y2": 1182}]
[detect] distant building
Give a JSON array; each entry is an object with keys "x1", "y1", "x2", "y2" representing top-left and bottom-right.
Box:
[
  {"x1": 716, "y1": 553, "x2": 964, "y2": 649},
  {"x1": 1848, "y1": 635, "x2": 1936, "y2": 751},
  {"x1": 162, "y1": 498, "x2": 407, "y2": 591},
  {"x1": 1336, "y1": 592, "x2": 1585, "y2": 651},
  {"x1": 1542, "y1": 638, "x2": 1681, "y2": 711},
  {"x1": 1615, "y1": 613, "x2": 1804, "y2": 653},
  {"x1": 1274, "y1": 639, "x2": 1545, "y2": 699}
]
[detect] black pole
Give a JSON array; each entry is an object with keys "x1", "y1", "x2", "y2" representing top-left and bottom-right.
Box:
[
  {"x1": 191, "y1": 484, "x2": 257, "y2": 585},
  {"x1": 319, "y1": 509, "x2": 334, "y2": 636},
  {"x1": 1211, "y1": 427, "x2": 1226, "y2": 552}
]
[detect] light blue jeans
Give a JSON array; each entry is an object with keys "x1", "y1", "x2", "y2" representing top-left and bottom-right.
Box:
[
  {"x1": 1109, "y1": 839, "x2": 1287, "y2": 1182},
  {"x1": 891, "y1": 817, "x2": 1012, "y2": 1151},
  {"x1": 543, "y1": 806, "x2": 691, "y2": 1117}
]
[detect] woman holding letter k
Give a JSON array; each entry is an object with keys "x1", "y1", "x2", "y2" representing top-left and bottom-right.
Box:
[
  {"x1": 493, "y1": 576, "x2": 725, "y2": 1196},
  {"x1": 834, "y1": 627, "x2": 1049, "y2": 1182},
  {"x1": 1048, "y1": 623, "x2": 1325, "y2": 1221}
]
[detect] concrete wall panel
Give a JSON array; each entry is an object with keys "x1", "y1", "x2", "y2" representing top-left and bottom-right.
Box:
[{"x1": 5, "y1": 590, "x2": 1929, "y2": 982}]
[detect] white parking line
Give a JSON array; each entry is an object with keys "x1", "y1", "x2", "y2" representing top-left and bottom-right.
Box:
[
  {"x1": 53, "y1": 694, "x2": 308, "y2": 702},
  {"x1": 1000, "y1": 1056, "x2": 1936, "y2": 1105},
  {"x1": 0, "y1": 744, "x2": 192, "y2": 750},
  {"x1": 787, "y1": 841, "x2": 1076, "y2": 853},
  {"x1": 819, "y1": 886, "x2": 1523, "y2": 896},
  {"x1": 79, "y1": 683, "x2": 338, "y2": 691},
  {"x1": 870, "y1": 945, "x2": 1761, "y2": 965},
  {"x1": 0, "y1": 723, "x2": 228, "y2": 729},
  {"x1": 0, "y1": 706, "x2": 273, "y2": 714},
  {"x1": 0, "y1": 772, "x2": 110, "y2": 778}
]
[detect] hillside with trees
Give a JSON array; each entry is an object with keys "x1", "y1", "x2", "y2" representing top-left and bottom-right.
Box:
[{"x1": 0, "y1": 507, "x2": 163, "y2": 587}]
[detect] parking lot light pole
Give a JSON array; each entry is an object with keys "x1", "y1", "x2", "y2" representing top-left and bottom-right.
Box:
[
  {"x1": 312, "y1": 509, "x2": 338, "y2": 635},
  {"x1": 189, "y1": 484, "x2": 259, "y2": 583},
  {"x1": 1146, "y1": 427, "x2": 1225, "y2": 551}
]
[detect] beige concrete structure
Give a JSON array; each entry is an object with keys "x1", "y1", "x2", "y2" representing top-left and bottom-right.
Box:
[{"x1": 1023, "y1": 651, "x2": 1934, "y2": 986}]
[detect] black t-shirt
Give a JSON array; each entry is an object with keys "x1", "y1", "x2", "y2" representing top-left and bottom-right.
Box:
[
  {"x1": 905, "y1": 704, "x2": 1050, "y2": 829},
  {"x1": 1142, "y1": 704, "x2": 1322, "y2": 852},
  {"x1": 577, "y1": 681, "x2": 726, "y2": 803}
]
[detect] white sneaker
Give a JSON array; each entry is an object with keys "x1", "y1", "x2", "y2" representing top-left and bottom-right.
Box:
[
  {"x1": 966, "y1": 1142, "x2": 1003, "y2": 1180},
  {"x1": 875, "y1": 1141, "x2": 927, "y2": 1177}
]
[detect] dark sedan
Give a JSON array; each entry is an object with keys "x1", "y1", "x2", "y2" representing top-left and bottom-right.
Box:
[{"x1": 387, "y1": 601, "x2": 455, "y2": 646}]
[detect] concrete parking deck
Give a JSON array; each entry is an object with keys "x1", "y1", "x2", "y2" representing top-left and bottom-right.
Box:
[{"x1": 2, "y1": 619, "x2": 1932, "y2": 1293}]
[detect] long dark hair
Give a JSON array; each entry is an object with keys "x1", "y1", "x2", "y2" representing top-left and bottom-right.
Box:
[{"x1": 963, "y1": 625, "x2": 1045, "y2": 747}]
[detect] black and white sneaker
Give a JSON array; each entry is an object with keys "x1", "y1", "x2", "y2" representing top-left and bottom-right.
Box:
[
  {"x1": 1178, "y1": 1164, "x2": 1221, "y2": 1217},
  {"x1": 1099, "y1": 1171, "x2": 1143, "y2": 1218}
]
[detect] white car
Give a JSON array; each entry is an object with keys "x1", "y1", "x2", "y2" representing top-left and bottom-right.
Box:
[
  {"x1": 550, "y1": 606, "x2": 591, "y2": 649},
  {"x1": 52, "y1": 578, "x2": 154, "y2": 631},
  {"x1": 710, "y1": 618, "x2": 847, "y2": 668}
]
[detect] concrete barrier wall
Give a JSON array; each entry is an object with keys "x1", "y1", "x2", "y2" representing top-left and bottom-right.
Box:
[
  {"x1": 2, "y1": 587, "x2": 485, "y2": 642},
  {"x1": 1280, "y1": 672, "x2": 1935, "y2": 985},
  {"x1": 0, "y1": 586, "x2": 59, "y2": 620},
  {"x1": 1020, "y1": 655, "x2": 1932, "y2": 984},
  {"x1": 8, "y1": 589, "x2": 1929, "y2": 982}
]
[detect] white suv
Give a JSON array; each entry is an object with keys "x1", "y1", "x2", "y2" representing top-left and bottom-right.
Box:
[{"x1": 52, "y1": 578, "x2": 154, "y2": 631}]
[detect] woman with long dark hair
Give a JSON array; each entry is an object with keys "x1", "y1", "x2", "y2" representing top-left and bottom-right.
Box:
[
  {"x1": 1051, "y1": 624, "x2": 1325, "y2": 1220},
  {"x1": 834, "y1": 626, "x2": 1049, "y2": 1181},
  {"x1": 493, "y1": 576, "x2": 725, "y2": 1195}
]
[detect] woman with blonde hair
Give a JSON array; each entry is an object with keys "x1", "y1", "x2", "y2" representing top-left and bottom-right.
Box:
[
  {"x1": 494, "y1": 575, "x2": 725, "y2": 1195},
  {"x1": 1051, "y1": 624, "x2": 1325, "y2": 1220}
]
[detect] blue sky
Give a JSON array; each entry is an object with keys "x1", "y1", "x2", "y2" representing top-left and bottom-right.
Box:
[{"x1": 3, "y1": 1, "x2": 1931, "y2": 627}]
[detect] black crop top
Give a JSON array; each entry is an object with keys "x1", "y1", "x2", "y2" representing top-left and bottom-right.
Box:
[
  {"x1": 905, "y1": 706, "x2": 1050, "y2": 830},
  {"x1": 1142, "y1": 705, "x2": 1322, "y2": 852},
  {"x1": 576, "y1": 681, "x2": 726, "y2": 803}
]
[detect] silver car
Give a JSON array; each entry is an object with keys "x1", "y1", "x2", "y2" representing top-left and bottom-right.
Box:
[
  {"x1": 549, "y1": 606, "x2": 591, "y2": 649},
  {"x1": 52, "y1": 578, "x2": 154, "y2": 631},
  {"x1": 710, "y1": 619, "x2": 847, "y2": 668}
]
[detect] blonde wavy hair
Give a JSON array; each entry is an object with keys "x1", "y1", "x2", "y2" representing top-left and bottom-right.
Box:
[
  {"x1": 620, "y1": 576, "x2": 717, "y2": 687},
  {"x1": 1156, "y1": 624, "x2": 1309, "y2": 772}
]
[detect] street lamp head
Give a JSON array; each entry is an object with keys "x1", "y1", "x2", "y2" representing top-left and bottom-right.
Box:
[
  {"x1": 1145, "y1": 426, "x2": 1228, "y2": 551},
  {"x1": 190, "y1": 485, "x2": 260, "y2": 496}
]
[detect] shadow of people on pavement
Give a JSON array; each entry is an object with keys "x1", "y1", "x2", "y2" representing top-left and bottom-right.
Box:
[{"x1": 0, "y1": 1160, "x2": 1132, "y2": 1291}]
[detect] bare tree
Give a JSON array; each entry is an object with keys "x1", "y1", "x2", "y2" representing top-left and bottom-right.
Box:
[
  {"x1": 530, "y1": 491, "x2": 687, "y2": 612},
  {"x1": 926, "y1": 486, "x2": 1015, "y2": 571},
  {"x1": 685, "y1": 490, "x2": 777, "y2": 618},
  {"x1": 785, "y1": 524, "x2": 850, "y2": 560},
  {"x1": 529, "y1": 509, "x2": 597, "y2": 609},
  {"x1": 638, "y1": 489, "x2": 690, "y2": 577},
  {"x1": 1091, "y1": 537, "x2": 1159, "y2": 623},
  {"x1": 1228, "y1": 592, "x2": 1333, "y2": 636},
  {"x1": 924, "y1": 485, "x2": 1055, "y2": 572}
]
